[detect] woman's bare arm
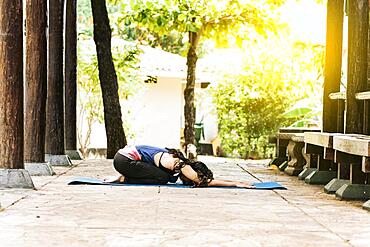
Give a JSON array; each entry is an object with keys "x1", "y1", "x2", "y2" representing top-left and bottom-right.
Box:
[
  {"x1": 180, "y1": 165, "x2": 201, "y2": 184},
  {"x1": 208, "y1": 179, "x2": 254, "y2": 188},
  {"x1": 156, "y1": 153, "x2": 254, "y2": 188},
  {"x1": 180, "y1": 165, "x2": 254, "y2": 188}
]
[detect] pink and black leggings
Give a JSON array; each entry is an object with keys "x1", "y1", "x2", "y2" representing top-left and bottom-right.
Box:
[{"x1": 113, "y1": 152, "x2": 171, "y2": 184}]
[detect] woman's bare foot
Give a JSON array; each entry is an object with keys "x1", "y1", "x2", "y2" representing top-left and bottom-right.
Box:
[{"x1": 103, "y1": 175, "x2": 125, "y2": 183}]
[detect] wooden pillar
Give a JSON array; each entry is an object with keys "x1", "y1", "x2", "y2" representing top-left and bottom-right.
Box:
[
  {"x1": 365, "y1": 0, "x2": 370, "y2": 135},
  {"x1": 65, "y1": 0, "x2": 78, "y2": 152},
  {"x1": 322, "y1": 0, "x2": 345, "y2": 132},
  {"x1": 46, "y1": 0, "x2": 65, "y2": 155},
  {"x1": 0, "y1": 0, "x2": 24, "y2": 169},
  {"x1": 25, "y1": 0, "x2": 48, "y2": 163},
  {"x1": 346, "y1": 0, "x2": 369, "y2": 133},
  {"x1": 368, "y1": 0, "x2": 370, "y2": 89}
]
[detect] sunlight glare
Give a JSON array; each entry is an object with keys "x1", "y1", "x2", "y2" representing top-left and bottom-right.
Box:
[{"x1": 280, "y1": 0, "x2": 326, "y2": 44}]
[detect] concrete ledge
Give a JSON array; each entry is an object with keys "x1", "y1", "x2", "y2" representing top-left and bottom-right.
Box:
[
  {"x1": 269, "y1": 157, "x2": 287, "y2": 167},
  {"x1": 0, "y1": 169, "x2": 35, "y2": 189},
  {"x1": 65, "y1": 150, "x2": 83, "y2": 160},
  {"x1": 298, "y1": 168, "x2": 316, "y2": 180},
  {"x1": 45, "y1": 154, "x2": 72, "y2": 166},
  {"x1": 336, "y1": 184, "x2": 370, "y2": 200},
  {"x1": 324, "y1": 179, "x2": 350, "y2": 194},
  {"x1": 304, "y1": 170, "x2": 337, "y2": 185},
  {"x1": 278, "y1": 161, "x2": 288, "y2": 171},
  {"x1": 363, "y1": 200, "x2": 370, "y2": 211},
  {"x1": 25, "y1": 163, "x2": 55, "y2": 176}
]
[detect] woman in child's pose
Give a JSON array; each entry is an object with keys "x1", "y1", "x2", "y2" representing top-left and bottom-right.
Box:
[{"x1": 107, "y1": 145, "x2": 253, "y2": 188}]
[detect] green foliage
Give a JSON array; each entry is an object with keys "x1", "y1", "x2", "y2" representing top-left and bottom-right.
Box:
[
  {"x1": 78, "y1": 0, "x2": 189, "y2": 55},
  {"x1": 119, "y1": 0, "x2": 285, "y2": 48},
  {"x1": 212, "y1": 34, "x2": 325, "y2": 159},
  {"x1": 282, "y1": 42, "x2": 325, "y2": 128},
  {"x1": 78, "y1": 0, "x2": 125, "y2": 39},
  {"x1": 119, "y1": 25, "x2": 188, "y2": 55},
  {"x1": 213, "y1": 79, "x2": 290, "y2": 158},
  {"x1": 77, "y1": 0, "x2": 94, "y2": 38},
  {"x1": 282, "y1": 98, "x2": 322, "y2": 127}
]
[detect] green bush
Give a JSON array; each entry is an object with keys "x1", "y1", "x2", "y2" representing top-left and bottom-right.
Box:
[
  {"x1": 212, "y1": 37, "x2": 324, "y2": 159},
  {"x1": 213, "y1": 75, "x2": 292, "y2": 159}
]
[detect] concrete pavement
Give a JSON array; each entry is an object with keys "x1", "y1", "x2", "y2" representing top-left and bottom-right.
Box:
[{"x1": 0, "y1": 156, "x2": 369, "y2": 247}]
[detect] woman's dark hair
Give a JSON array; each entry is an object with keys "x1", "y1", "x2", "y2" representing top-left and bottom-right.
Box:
[{"x1": 166, "y1": 148, "x2": 213, "y2": 187}]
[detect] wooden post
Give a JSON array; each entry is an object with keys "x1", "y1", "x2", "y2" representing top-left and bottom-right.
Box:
[
  {"x1": 368, "y1": 0, "x2": 370, "y2": 89},
  {"x1": 0, "y1": 0, "x2": 24, "y2": 169},
  {"x1": 346, "y1": 0, "x2": 369, "y2": 133},
  {"x1": 322, "y1": 0, "x2": 345, "y2": 132},
  {"x1": 25, "y1": 0, "x2": 48, "y2": 163},
  {"x1": 65, "y1": 0, "x2": 78, "y2": 152},
  {"x1": 365, "y1": 2, "x2": 370, "y2": 135},
  {"x1": 46, "y1": 0, "x2": 65, "y2": 155}
]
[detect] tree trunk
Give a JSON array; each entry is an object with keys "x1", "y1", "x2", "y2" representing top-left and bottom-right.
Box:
[
  {"x1": 0, "y1": 0, "x2": 24, "y2": 169},
  {"x1": 24, "y1": 0, "x2": 48, "y2": 163},
  {"x1": 184, "y1": 31, "x2": 200, "y2": 147},
  {"x1": 46, "y1": 0, "x2": 65, "y2": 155},
  {"x1": 322, "y1": 0, "x2": 344, "y2": 133},
  {"x1": 346, "y1": 0, "x2": 368, "y2": 134},
  {"x1": 91, "y1": 0, "x2": 127, "y2": 158},
  {"x1": 65, "y1": 0, "x2": 78, "y2": 151}
]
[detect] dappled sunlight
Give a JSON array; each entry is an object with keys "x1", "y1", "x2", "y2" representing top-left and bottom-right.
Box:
[{"x1": 280, "y1": 0, "x2": 326, "y2": 44}]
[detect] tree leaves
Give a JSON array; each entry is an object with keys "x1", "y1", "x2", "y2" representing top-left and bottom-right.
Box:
[
  {"x1": 283, "y1": 107, "x2": 312, "y2": 118},
  {"x1": 119, "y1": 0, "x2": 285, "y2": 45}
]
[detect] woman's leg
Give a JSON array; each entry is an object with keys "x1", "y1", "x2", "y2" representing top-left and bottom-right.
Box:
[{"x1": 113, "y1": 153, "x2": 171, "y2": 184}]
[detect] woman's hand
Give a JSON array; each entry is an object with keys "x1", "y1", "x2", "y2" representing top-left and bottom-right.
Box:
[
  {"x1": 235, "y1": 181, "x2": 255, "y2": 189},
  {"x1": 207, "y1": 179, "x2": 255, "y2": 188}
]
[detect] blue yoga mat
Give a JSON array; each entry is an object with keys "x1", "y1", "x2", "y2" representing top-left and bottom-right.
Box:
[{"x1": 68, "y1": 177, "x2": 286, "y2": 190}]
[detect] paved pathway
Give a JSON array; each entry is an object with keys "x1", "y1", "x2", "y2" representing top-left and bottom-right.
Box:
[{"x1": 0, "y1": 156, "x2": 369, "y2": 247}]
